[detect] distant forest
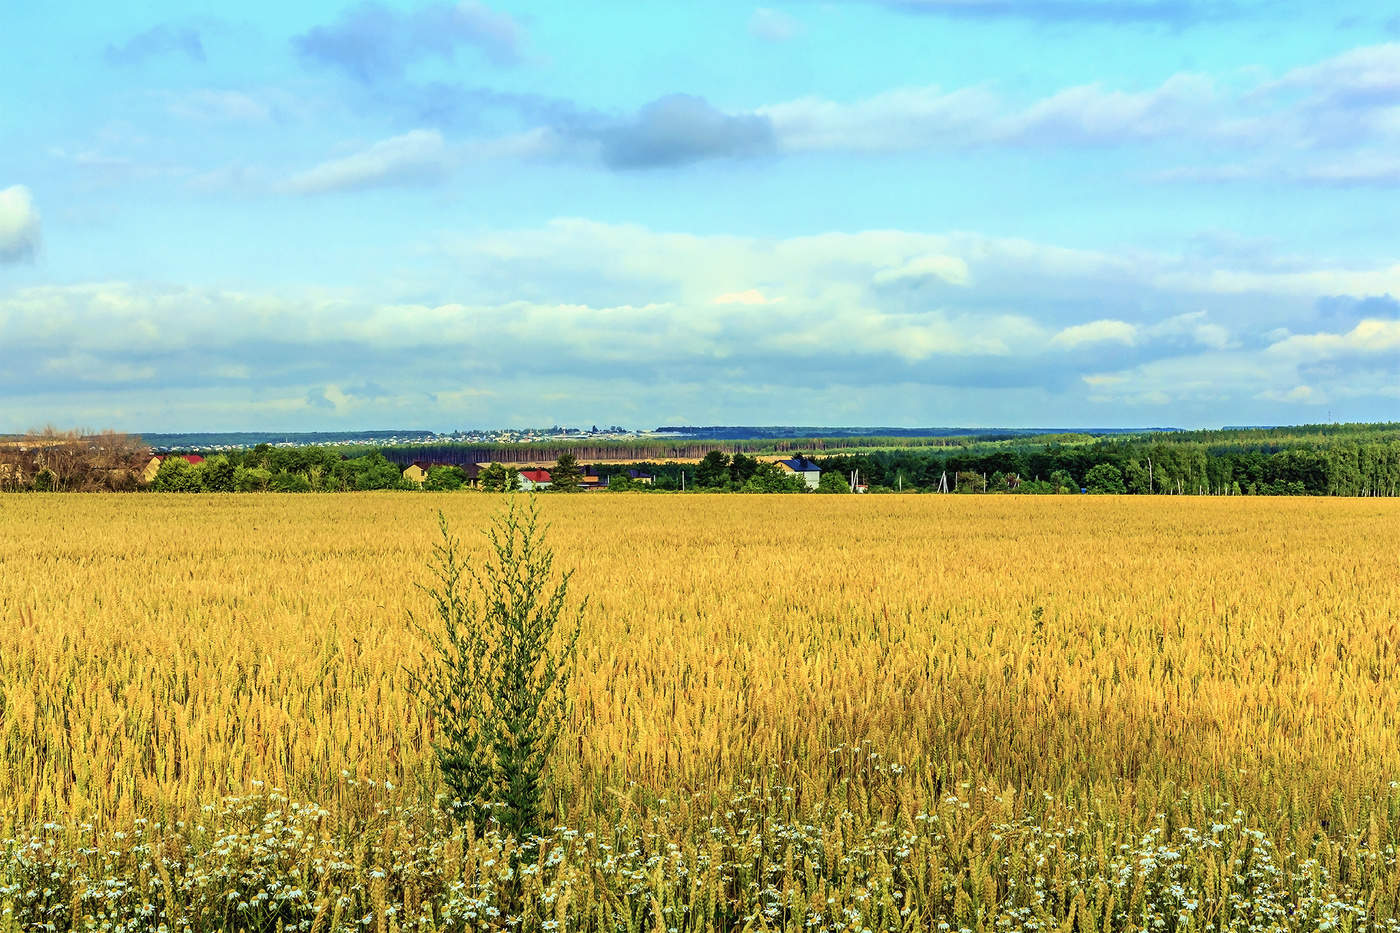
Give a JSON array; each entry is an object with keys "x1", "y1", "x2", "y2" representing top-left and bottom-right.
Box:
[{"x1": 3, "y1": 422, "x2": 1397, "y2": 495}]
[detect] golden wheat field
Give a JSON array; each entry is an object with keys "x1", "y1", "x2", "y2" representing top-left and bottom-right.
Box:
[{"x1": 3, "y1": 493, "x2": 1400, "y2": 931}]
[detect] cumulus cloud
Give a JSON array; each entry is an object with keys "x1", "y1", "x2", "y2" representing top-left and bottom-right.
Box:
[
  {"x1": 5, "y1": 221, "x2": 1399, "y2": 427},
  {"x1": 287, "y1": 130, "x2": 453, "y2": 194},
  {"x1": 294, "y1": 1, "x2": 524, "y2": 82},
  {"x1": 711, "y1": 42, "x2": 1400, "y2": 183},
  {"x1": 0, "y1": 186, "x2": 41, "y2": 263},
  {"x1": 104, "y1": 25, "x2": 205, "y2": 66},
  {"x1": 1268, "y1": 43, "x2": 1400, "y2": 110},
  {"x1": 595, "y1": 95, "x2": 777, "y2": 169},
  {"x1": 1265, "y1": 317, "x2": 1400, "y2": 358},
  {"x1": 275, "y1": 41, "x2": 1400, "y2": 185}
]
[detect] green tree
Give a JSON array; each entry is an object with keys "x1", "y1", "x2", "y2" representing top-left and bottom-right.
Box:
[
  {"x1": 728, "y1": 453, "x2": 759, "y2": 486},
  {"x1": 1049, "y1": 469, "x2": 1077, "y2": 494},
  {"x1": 479, "y1": 463, "x2": 519, "y2": 492},
  {"x1": 233, "y1": 466, "x2": 271, "y2": 492},
  {"x1": 268, "y1": 472, "x2": 312, "y2": 492},
  {"x1": 410, "y1": 503, "x2": 583, "y2": 841},
  {"x1": 425, "y1": 466, "x2": 467, "y2": 491},
  {"x1": 200, "y1": 455, "x2": 235, "y2": 492},
  {"x1": 695, "y1": 451, "x2": 730, "y2": 488},
  {"x1": 333, "y1": 451, "x2": 402, "y2": 490},
  {"x1": 550, "y1": 453, "x2": 583, "y2": 492},
  {"x1": 247, "y1": 443, "x2": 273, "y2": 470},
  {"x1": 816, "y1": 470, "x2": 851, "y2": 493},
  {"x1": 1124, "y1": 460, "x2": 1152, "y2": 495},
  {"x1": 152, "y1": 456, "x2": 204, "y2": 492},
  {"x1": 1084, "y1": 462, "x2": 1127, "y2": 494}
]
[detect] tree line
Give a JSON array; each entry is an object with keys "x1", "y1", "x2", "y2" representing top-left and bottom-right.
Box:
[
  {"x1": 811, "y1": 438, "x2": 1400, "y2": 496},
  {"x1": 4, "y1": 427, "x2": 1398, "y2": 496}
]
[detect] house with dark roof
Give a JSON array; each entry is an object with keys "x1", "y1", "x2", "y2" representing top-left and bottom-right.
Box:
[
  {"x1": 580, "y1": 469, "x2": 610, "y2": 491},
  {"x1": 775, "y1": 456, "x2": 822, "y2": 489},
  {"x1": 626, "y1": 469, "x2": 655, "y2": 485},
  {"x1": 459, "y1": 462, "x2": 485, "y2": 487}
]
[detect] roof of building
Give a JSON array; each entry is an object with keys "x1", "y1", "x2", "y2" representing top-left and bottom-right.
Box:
[
  {"x1": 520, "y1": 469, "x2": 552, "y2": 483},
  {"x1": 777, "y1": 456, "x2": 821, "y2": 472},
  {"x1": 627, "y1": 469, "x2": 654, "y2": 478}
]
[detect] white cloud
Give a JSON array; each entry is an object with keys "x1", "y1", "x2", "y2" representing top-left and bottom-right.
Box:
[
  {"x1": 759, "y1": 73, "x2": 1219, "y2": 154},
  {"x1": 760, "y1": 85, "x2": 1002, "y2": 153},
  {"x1": 0, "y1": 186, "x2": 41, "y2": 263},
  {"x1": 1269, "y1": 43, "x2": 1400, "y2": 107},
  {"x1": 1146, "y1": 310, "x2": 1234, "y2": 349},
  {"x1": 872, "y1": 254, "x2": 971, "y2": 287},
  {"x1": 1051, "y1": 319, "x2": 1138, "y2": 348},
  {"x1": 246, "y1": 41, "x2": 1400, "y2": 190},
  {"x1": 1265, "y1": 318, "x2": 1400, "y2": 359},
  {"x1": 6, "y1": 220, "x2": 1400, "y2": 428},
  {"x1": 287, "y1": 130, "x2": 453, "y2": 194},
  {"x1": 714, "y1": 288, "x2": 782, "y2": 305},
  {"x1": 1255, "y1": 384, "x2": 1320, "y2": 404}
]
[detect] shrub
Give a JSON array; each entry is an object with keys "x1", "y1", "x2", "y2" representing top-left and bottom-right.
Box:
[{"x1": 410, "y1": 500, "x2": 583, "y2": 841}]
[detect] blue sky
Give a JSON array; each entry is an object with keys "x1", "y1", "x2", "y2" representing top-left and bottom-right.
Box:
[{"x1": 2, "y1": 1, "x2": 1399, "y2": 431}]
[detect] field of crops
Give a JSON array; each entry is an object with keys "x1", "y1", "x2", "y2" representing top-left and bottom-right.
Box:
[{"x1": 2, "y1": 494, "x2": 1399, "y2": 931}]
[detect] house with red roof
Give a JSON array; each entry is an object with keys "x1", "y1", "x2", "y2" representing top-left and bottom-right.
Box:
[{"x1": 518, "y1": 469, "x2": 552, "y2": 491}]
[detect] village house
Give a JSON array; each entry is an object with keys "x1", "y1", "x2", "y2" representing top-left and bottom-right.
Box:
[
  {"x1": 458, "y1": 462, "x2": 485, "y2": 487},
  {"x1": 775, "y1": 456, "x2": 822, "y2": 489},
  {"x1": 401, "y1": 461, "x2": 432, "y2": 485},
  {"x1": 518, "y1": 469, "x2": 552, "y2": 491},
  {"x1": 401, "y1": 461, "x2": 487, "y2": 487},
  {"x1": 626, "y1": 469, "x2": 655, "y2": 485}
]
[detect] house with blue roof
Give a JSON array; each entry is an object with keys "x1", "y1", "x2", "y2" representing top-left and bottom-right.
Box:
[{"x1": 775, "y1": 456, "x2": 822, "y2": 489}]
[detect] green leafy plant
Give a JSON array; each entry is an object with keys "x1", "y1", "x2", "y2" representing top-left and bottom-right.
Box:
[{"x1": 410, "y1": 499, "x2": 583, "y2": 841}]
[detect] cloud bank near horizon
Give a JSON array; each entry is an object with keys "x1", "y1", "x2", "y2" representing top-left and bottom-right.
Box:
[{"x1": 3, "y1": 220, "x2": 1396, "y2": 431}]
